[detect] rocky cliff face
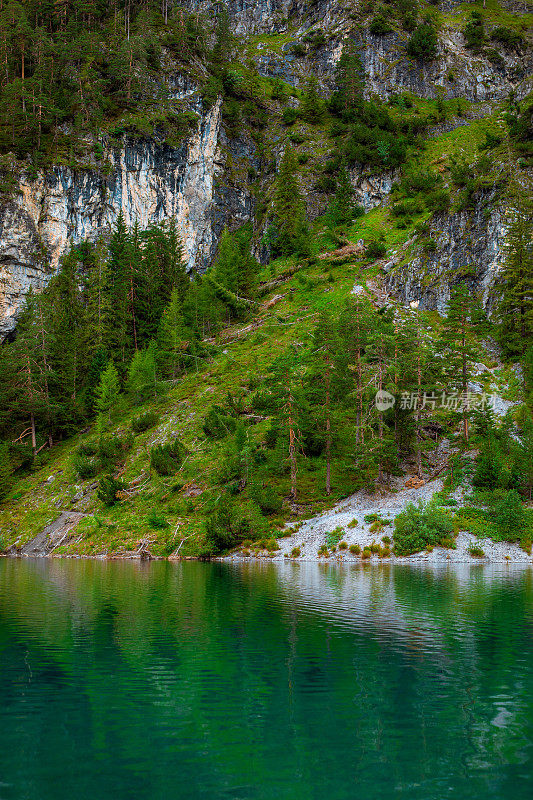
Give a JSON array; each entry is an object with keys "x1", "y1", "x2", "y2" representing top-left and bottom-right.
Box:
[
  {"x1": 0, "y1": 0, "x2": 530, "y2": 336},
  {"x1": 0, "y1": 99, "x2": 252, "y2": 338},
  {"x1": 385, "y1": 198, "x2": 509, "y2": 314}
]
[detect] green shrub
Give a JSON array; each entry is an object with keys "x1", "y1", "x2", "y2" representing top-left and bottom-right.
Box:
[
  {"x1": 202, "y1": 405, "x2": 236, "y2": 439},
  {"x1": 131, "y1": 412, "x2": 159, "y2": 434},
  {"x1": 147, "y1": 509, "x2": 170, "y2": 530},
  {"x1": 73, "y1": 454, "x2": 99, "y2": 480},
  {"x1": 265, "y1": 538, "x2": 280, "y2": 552},
  {"x1": 493, "y1": 490, "x2": 528, "y2": 542},
  {"x1": 290, "y1": 132, "x2": 305, "y2": 144},
  {"x1": 369, "y1": 520, "x2": 383, "y2": 534},
  {"x1": 463, "y1": 11, "x2": 484, "y2": 50},
  {"x1": 369, "y1": 14, "x2": 393, "y2": 36},
  {"x1": 282, "y1": 107, "x2": 299, "y2": 125},
  {"x1": 407, "y1": 23, "x2": 438, "y2": 62},
  {"x1": 150, "y1": 438, "x2": 189, "y2": 476},
  {"x1": 97, "y1": 434, "x2": 133, "y2": 471},
  {"x1": 291, "y1": 43, "x2": 306, "y2": 57},
  {"x1": 382, "y1": 535, "x2": 391, "y2": 545},
  {"x1": 392, "y1": 197, "x2": 424, "y2": 218},
  {"x1": 468, "y1": 544, "x2": 485, "y2": 558},
  {"x1": 426, "y1": 188, "x2": 450, "y2": 213},
  {"x1": 491, "y1": 26, "x2": 522, "y2": 49},
  {"x1": 204, "y1": 495, "x2": 253, "y2": 554},
  {"x1": 339, "y1": 541, "x2": 348, "y2": 550},
  {"x1": 0, "y1": 534, "x2": 7, "y2": 551},
  {"x1": 74, "y1": 434, "x2": 132, "y2": 479},
  {"x1": 361, "y1": 547, "x2": 371, "y2": 559},
  {"x1": 349, "y1": 544, "x2": 361, "y2": 555},
  {"x1": 318, "y1": 544, "x2": 329, "y2": 556},
  {"x1": 393, "y1": 500, "x2": 454, "y2": 555},
  {"x1": 252, "y1": 484, "x2": 283, "y2": 516},
  {"x1": 326, "y1": 526, "x2": 344, "y2": 548},
  {"x1": 348, "y1": 518, "x2": 359, "y2": 528},
  {"x1": 291, "y1": 546, "x2": 301, "y2": 557},
  {"x1": 97, "y1": 475, "x2": 125, "y2": 506},
  {"x1": 76, "y1": 441, "x2": 98, "y2": 457},
  {"x1": 402, "y1": 167, "x2": 441, "y2": 194},
  {"x1": 366, "y1": 238, "x2": 387, "y2": 259}
]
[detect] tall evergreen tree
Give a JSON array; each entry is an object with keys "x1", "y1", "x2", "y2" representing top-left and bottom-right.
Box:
[
  {"x1": 271, "y1": 146, "x2": 308, "y2": 257},
  {"x1": 327, "y1": 166, "x2": 359, "y2": 228},
  {"x1": 95, "y1": 361, "x2": 121, "y2": 434},
  {"x1": 0, "y1": 440, "x2": 11, "y2": 502},
  {"x1": 438, "y1": 282, "x2": 481, "y2": 441},
  {"x1": 498, "y1": 204, "x2": 533, "y2": 357},
  {"x1": 300, "y1": 76, "x2": 324, "y2": 124}
]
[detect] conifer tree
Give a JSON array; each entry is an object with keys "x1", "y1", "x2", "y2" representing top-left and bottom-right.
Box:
[
  {"x1": 103, "y1": 213, "x2": 130, "y2": 363},
  {"x1": 309, "y1": 312, "x2": 344, "y2": 495},
  {"x1": 126, "y1": 343, "x2": 158, "y2": 405},
  {"x1": 0, "y1": 440, "x2": 11, "y2": 502},
  {"x1": 268, "y1": 347, "x2": 304, "y2": 501},
  {"x1": 330, "y1": 41, "x2": 364, "y2": 115},
  {"x1": 498, "y1": 205, "x2": 533, "y2": 357},
  {"x1": 439, "y1": 282, "x2": 481, "y2": 441},
  {"x1": 95, "y1": 361, "x2": 120, "y2": 434},
  {"x1": 85, "y1": 237, "x2": 110, "y2": 354},
  {"x1": 327, "y1": 166, "x2": 359, "y2": 228},
  {"x1": 47, "y1": 248, "x2": 86, "y2": 425},
  {"x1": 300, "y1": 76, "x2": 324, "y2": 124},
  {"x1": 271, "y1": 146, "x2": 308, "y2": 257},
  {"x1": 158, "y1": 288, "x2": 195, "y2": 378}
]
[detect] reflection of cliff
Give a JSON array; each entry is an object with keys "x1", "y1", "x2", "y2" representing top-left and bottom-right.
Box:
[{"x1": 1, "y1": 559, "x2": 531, "y2": 797}]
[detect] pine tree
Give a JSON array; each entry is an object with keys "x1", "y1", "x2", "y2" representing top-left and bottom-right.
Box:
[
  {"x1": 103, "y1": 213, "x2": 130, "y2": 363},
  {"x1": 0, "y1": 440, "x2": 11, "y2": 502},
  {"x1": 6, "y1": 291, "x2": 53, "y2": 455},
  {"x1": 515, "y1": 414, "x2": 533, "y2": 500},
  {"x1": 271, "y1": 146, "x2": 308, "y2": 257},
  {"x1": 309, "y1": 312, "x2": 344, "y2": 495},
  {"x1": 212, "y1": 4, "x2": 233, "y2": 64},
  {"x1": 125, "y1": 343, "x2": 158, "y2": 405},
  {"x1": 498, "y1": 205, "x2": 533, "y2": 357},
  {"x1": 95, "y1": 361, "x2": 120, "y2": 434},
  {"x1": 327, "y1": 166, "x2": 359, "y2": 228},
  {"x1": 439, "y1": 282, "x2": 480, "y2": 441},
  {"x1": 47, "y1": 248, "x2": 86, "y2": 428},
  {"x1": 330, "y1": 41, "x2": 364, "y2": 115},
  {"x1": 158, "y1": 288, "x2": 194, "y2": 378},
  {"x1": 85, "y1": 237, "x2": 110, "y2": 354},
  {"x1": 300, "y1": 76, "x2": 324, "y2": 124},
  {"x1": 268, "y1": 347, "x2": 304, "y2": 501}
]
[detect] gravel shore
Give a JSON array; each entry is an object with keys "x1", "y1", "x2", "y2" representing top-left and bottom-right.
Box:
[{"x1": 226, "y1": 473, "x2": 533, "y2": 565}]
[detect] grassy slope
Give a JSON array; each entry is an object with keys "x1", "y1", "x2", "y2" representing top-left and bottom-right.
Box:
[
  {"x1": 0, "y1": 206, "x2": 422, "y2": 557},
  {"x1": 0, "y1": 105, "x2": 521, "y2": 557}
]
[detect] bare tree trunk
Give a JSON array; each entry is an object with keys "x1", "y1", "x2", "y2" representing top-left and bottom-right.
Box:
[
  {"x1": 416, "y1": 315, "x2": 422, "y2": 478},
  {"x1": 325, "y1": 358, "x2": 331, "y2": 496},
  {"x1": 378, "y1": 341, "x2": 384, "y2": 483},
  {"x1": 30, "y1": 412, "x2": 36, "y2": 458},
  {"x1": 461, "y1": 318, "x2": 469, "y2": 442},
  {"x1": 287, "y1": 376, "x2": 298, "y2": 502}
]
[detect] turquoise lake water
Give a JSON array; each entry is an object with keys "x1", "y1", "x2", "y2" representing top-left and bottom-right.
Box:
[{"x1": 0, "y1": 559, "x2": 532, "y2": 799}]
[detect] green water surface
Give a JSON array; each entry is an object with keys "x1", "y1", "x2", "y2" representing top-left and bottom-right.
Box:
[{"x1": 0, "y1": 559, "x2": 532, "y2": 799}]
